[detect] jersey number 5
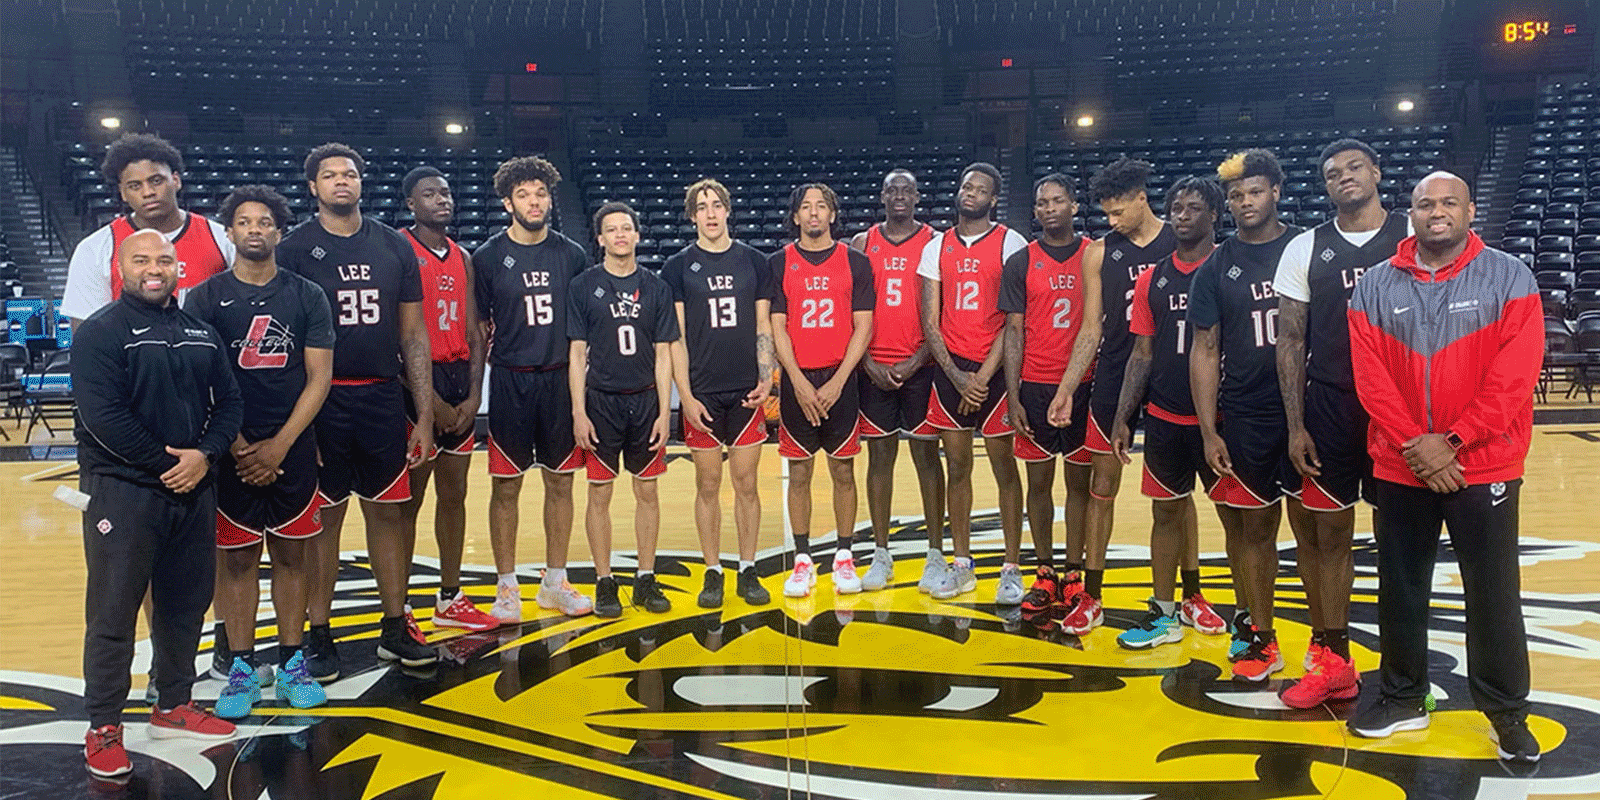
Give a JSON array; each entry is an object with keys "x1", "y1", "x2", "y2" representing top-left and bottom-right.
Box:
[
  {"x1": 523, "y1": 293, "x2": 554, "y2": 326},
  {"x1": 335, "y1": 288, "x2": 381, "y2": 326}
]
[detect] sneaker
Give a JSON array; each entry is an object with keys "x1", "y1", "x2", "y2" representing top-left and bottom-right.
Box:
[
  {"x1": 84, "y1": 725, "x2": 131, "y2": 778},
  {"x1": 1227, "y1": 611, "x2": 1255, "y2": 662},
  {"x1": 210, "y1": 642, "x2": 229, "y2": 682},
  {"x1": 149, "y1": 703, "x2": 236, "y2": 740},
  {"x1": 635, "y1": 573, "x2": 672, "y2": 613},
  {"x1": 434, "y1": 592, "x2": 500, "y2": 631},
  {"x1": 403, "y1": 607, "x2": 428, "y2": 646},
  {"x1": 833, "y1": 555, "x2": 863, "y2": 594},
  {"x1": 376, "y1": 616, "x2": 439, "y2": 667},
  {"x1": 594, "y1": 576, "x2": 623, "y2": 618},
  {"x1": 917, "y1": 550, "x2": 948, "y2": 594},
  {"x1": 536, "y1": 578, "x2": 595, "y2": 617},
  {"x1": 1304, "y1": 641, "x2": 1328, "y2": 671},
  {"x1": 1180, "y1": 593, "x2": 1226, "y2": 635},
  {"x1": 1348, "y1": 696, "x2": 1430, "y2": 738},
  {"x1": 214, "y1": 658, "x2": 260, "y2": 720},
  {"x1": 1060, "y1": 593, "x2": 1104, "y2": 636},
  {"x1": 1117, "y1": 599, "x2": 1183, "y2": 649},
  {"x1": 304, "y1": 626, "x2": 341, "y2": 684},
  {"x1": 490, "y1": 582, "x2": 522, "y2": 624},
  {"x1": 995, "y1": 564, "x2": 1025, "y2": 606},
  {"x1": 1279, "y1": 648, "x2": 1360, "y2": 708},
  {"x1": 697, "y1": 569, "x2": 725, "y2": 608},
  {"x1": 1231, "y1": 638, "x2": 1284, "y2": 682},
  {"x1": 143, "y1": 682, "x2": 158, "y2": 706},
  {"x1": 1058, "y1": 572, "x2": 1085, "y2": 604},
  {"x1": 861, "y1": 548, "x2": 893, "y2": 591},
  {"x1": 1491, "y1": 715, "x2": 1541, "y2": 762},
  {"x1": 274, "y1": 651, "x2": 327, "y2": 709},
  {"x1": 1020, "y1": 566, "x2": 1060, "y2": 614},
  {"x1": 737, "y1": 566, "x2": 771, "y2": 605},
  {"x1": 784, "y1": 556, "x2": 816, "y2": 598},
  {"x1": 931, "y1": 559, "x2": 977, "y2": 600}
]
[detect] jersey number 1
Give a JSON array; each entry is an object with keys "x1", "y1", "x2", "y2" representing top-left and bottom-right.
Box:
[
  {"x1": 524, "y1": 293, "x2": 553, "y2": 326},
  {"x1": 707, "y1": 296, "x2": 738, "y2": 328}
]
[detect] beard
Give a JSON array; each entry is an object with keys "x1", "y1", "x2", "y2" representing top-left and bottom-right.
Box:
[
  {"x1": 957, "y1": 200, "x2": 995, "y2": 221},
  {"x1": 513, "y1": 211, "x2": 547, "y2": 232}
]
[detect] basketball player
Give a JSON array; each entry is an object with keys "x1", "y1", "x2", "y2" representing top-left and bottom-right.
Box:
[
  {"x1": 916, "y1": 163, "x2": 1028, "y2": 602},
  {"x1": 998, "y1": 174, "x2": 1099, "y2": 619},
  {"x1": 1274, "y1": 139, "x2": 1408, "y2": 707},
  {"x1": 1071, "y1": 158, "x2": 1177, "y2": 634},
  {"x1": 61, "y1": 133, "x2": 233, "y2": 324},
  {"x1": 473, "y1": 157, "x2": 593, "y2": 622},
  {"x1": 279, "y1": 142, "x2": 437, "y2": 679},
  {"x1": 1108, "y1": 176, "x2": 1229, "y2": 649},
  {"x1": 770, "y1": 183, "x2": 875, "y2": 598},
  {"x1": 1188, "y1": 149, "x2": 1302, "y2": 682},
  {"x1": 395, "y1": 167, "x2": 496, "y2": 632},
  {"x1": 571, "y1": 202, "x2": 681, "y2": 617},
  {"x1": 848, "y1": 170, "x2": 944, "y2": 592},
  {"x1": 185, "y1": 185, "x2": 331, "y2": 716},
  {"x1": 663, "y1": 179, "x2": 774, "y2": 608}
]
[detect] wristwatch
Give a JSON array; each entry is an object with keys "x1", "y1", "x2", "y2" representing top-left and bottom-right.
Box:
[{"x1": 1444, "y1": 430, "x2": 1464, "y2": 451}]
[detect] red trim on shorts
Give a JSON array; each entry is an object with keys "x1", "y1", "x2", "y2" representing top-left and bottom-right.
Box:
[
  {"x1": 684, "y1": 418, "x2": 720, "y2": 450},
  {"x1": 1145, "y1": 403, "x2": 1198, "y2": 426},
  {"x1": 363, "y1": 467, "x2": 413, "y2": 503},
  {"x1": 828, "y1": 421, "x2": 862, "y2": 460},
  {"x1": 486, "y1": 435, "x2": 525, "y2": 478},
  {"x1": 1207, "y1": 475, "x2": 1273, "y2": 509},
  {"x1": 908, "y1": 418, "x2": 940, "y2": 438},
  {"x1": 635, "y1": 448, "x2": 668, "y2": 480},
  {"x1": 216, "y1": 509, "x2": 263, "y2": 549},
  {"x1": 777, "y1": 422, "x2": 810, "y2": 460},
  {"x1": 331, "y1": 377, "x2": 387, "y2": 386},
  {"x1": 1084, "y1": 412, "x2": 1114, "y2": 454},
  {"x1": 1298, "y1": 476, "x2": 1352, "y2": 512},
  {"x1": 1141, "y1": 463, "x2": 1190, "y2": 500},
  {"x1": 1064, "y1": 445, "x2": 1093, "y2": 466},
  {"x1": 549, "y1": 445, "x2": 586, "y2": 474},
  {"x1": 275, "y1": 492, "x2": 325, "y2": 539},
  {"x1": 924, "y1": 386, "x2": 964, "y2": 431},
  {"x1": 441, "y1": 434, "x2": 475, "y2": 456},
  {"x1": 857, "y1": 410, "x2": 892, "y2": 438},
  {"x1": 978, "y1": 395, "x2": 1013, "y2": 438},
  {"x1": 585, "y1": 450, "x2": 619, "y2": 483},
  {"x1": 732, "y1": 406, "x2": 767, "y2": 448},
  {"x1": 1013, "y1": 429, "x2": 1052, "y2": 462}
]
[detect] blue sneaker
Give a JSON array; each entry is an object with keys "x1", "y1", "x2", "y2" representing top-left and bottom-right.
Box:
[
  {"x1": 275, "y1": 651, "x2": 328, "y2": 710},
  {"x1": 1117, "y1": 599, "x2": 1184, "y2": 650},
  {"x1": 1227, "y1": 610, "x2": 1254, "y2": 662},
  {"x1": 214, "y1": 658, "x2": 260, "y2": 719}
]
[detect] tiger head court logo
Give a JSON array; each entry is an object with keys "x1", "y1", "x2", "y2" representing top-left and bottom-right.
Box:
[{"x1": 4, "y1": 511, "x2": 1599, "y2": 799}]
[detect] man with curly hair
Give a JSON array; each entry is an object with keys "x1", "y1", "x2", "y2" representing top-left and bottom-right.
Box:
[
  {"x1": 472, "y1": 156, "x2": 593, "y2": 621},
  {"x1": 62, "y1": 132, "x2": 233, "y2": 322}
]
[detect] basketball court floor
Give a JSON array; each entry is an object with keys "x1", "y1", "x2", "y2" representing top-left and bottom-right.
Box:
[{"x1": 2, "y1": 424, "x2": 1598, "y2": 799}]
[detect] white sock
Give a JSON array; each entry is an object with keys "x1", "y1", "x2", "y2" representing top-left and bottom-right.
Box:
[
  {"x1": 498, "y1": 572, "x2": 517, "y2": 587},
  {"x1": 738, "y1": 559, "x2": 754, "y2": 571},
  {"x1": 545, "y1": 567, "x2": 566, "y2": 586},
  {"x1": 638, "y1": 570, "x2": 654, "y2": 578},
  {"x1": 706, "y1": 564, "x2": 723, "y2": 574},
  {"x1": 1155, "y1": 598, "x2": 1177, "y2": 616}
]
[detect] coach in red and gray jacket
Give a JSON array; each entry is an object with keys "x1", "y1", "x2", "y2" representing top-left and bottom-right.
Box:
[{"x1": 1343, "y1": 171, "x2": 1543, "y2": 762}]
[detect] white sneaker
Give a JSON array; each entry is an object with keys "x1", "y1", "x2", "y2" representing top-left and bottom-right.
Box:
[
  {"x1": 833, "y1": 555, "x2": 863, "y2": 594},
  {"x1": 931, "y1": 559, "x2": 977, "y2": 600},
  {"x1": 918, "y1": 549, "x2": 948, "y2": 594},
  {"x1": 490, "y1": 582, "x2": 522, "y2": 623},
  {"x1": 784, "y1": 556, "x2": 817, "y2": 598},
  {"x1": 537, "y1": 579, "x2": 595, "y2": 616},
  {"x1": 994, "y1": 564, "x2": 1025, "y2": 606},
  {"x1": 860, "y1": 547, "x2": 893, "y2": 591}
]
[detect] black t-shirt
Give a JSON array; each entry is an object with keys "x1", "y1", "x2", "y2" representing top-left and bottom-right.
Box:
[
  {"x1": 184, "y1": 269, "x2": 335, "y2": 433},
  {"x1": 660, "y1": 241, "x2": 774, "y2": 396},
  {"x1": 1187, "y1": 225, "x2": 1303, "y2": 417},
  {"x1": 472, "y1": 229, "x2": 589, "y2": 369},
  {"x1": 277, "y1": 216, "x2": 421, "y2": 380},
  {"x1": 1097, "y1": 224, "x2": 1177, "y2": 385},
  {"x1": 567, "y1": 265, "x2": 681, "y2": 393},
  {"x1": 1305, "y1": 211, "x2": 1409, "y2": 391}
]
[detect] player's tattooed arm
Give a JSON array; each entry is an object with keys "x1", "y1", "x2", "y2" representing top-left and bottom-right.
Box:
[
  {"x1": 1276, "y1": 297, "x2": 1319, "y2": 476},
  {"x1": 399, "y1": 300, "x2": 435, "y2": 466},
  {"x1": 1003, "y1": 313, "x2": 1029, "y2": 437},
  {"x1": 1111, "y1": 336, "x2": 1152, "y2": 464},
  {"x1": 748, "y1": 298, "x2": 775, "y2": 408},
  {"x1": 1189, "y1": 324, "x2": 1231, "y2": 476}
]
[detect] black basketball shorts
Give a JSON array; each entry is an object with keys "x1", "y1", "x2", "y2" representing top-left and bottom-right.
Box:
[
  {"x1": 858, "y1": 363, "x2": 938, "y2": 439},
  {"x1": 315, "y1": 379, "x2": 411, "y2": 504},
  {"x1": 487, "y1": 365, "x2": 583, "y2": 478},
  {"x1": 584, "y1": 388, "x2": 668, "y2": 483},
  {"x1": 216, "y1": 425, "x2": 323, "y2": 548},
  {"x1": 777, "y1": 365, "x2": 861, "y2": 460}
]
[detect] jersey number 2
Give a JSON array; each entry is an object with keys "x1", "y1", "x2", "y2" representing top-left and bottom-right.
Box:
[{"x1": 800, "y1": 298, "x2": 834, "y2": 328}]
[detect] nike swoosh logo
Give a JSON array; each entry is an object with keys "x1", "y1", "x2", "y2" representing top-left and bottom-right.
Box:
[
  {"x1": 131, "y1": 326, "x2": 151, "y2": 334},
  {"x1": 219, "y1": 299, "x2": 235, "y2": 306},
  {"x1": 1392, "y1": 306, "x2": 1412, "y2": 314},
  {"x1": 1492, "y1": 496, "x2": 1508, "y2": 506}
]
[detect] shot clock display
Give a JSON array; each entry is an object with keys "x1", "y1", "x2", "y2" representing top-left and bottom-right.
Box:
[
  {"x1": 1477, "y1": 3, "x2": 1593, "y2": 74},
  {"x1": 1500, "y1": 18, "x2": 1572, "y2": 43}
]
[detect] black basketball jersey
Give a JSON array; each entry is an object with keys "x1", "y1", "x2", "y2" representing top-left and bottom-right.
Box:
[
  {"x1": 1098, "y1": 224, "x2": 1178, "y2": 378},
  {"x1": 472, "y1": 229, "x2": 589, "y2": 369},
  {"x1": 1187, "y1": 225, "x2": 1303, "y2": 416},
  {"x1": 660, "y1": 241, "x2": 774, "y2": 396},
  {"x1": 183, "y1": 270, "x2": 336, "y2": 431},
  {"x1": 1136, "y1": 253, "x2": 1207, "y2": 419},
  {"x1": 277, "y1": 216, "x2": 422, "y2": 380},
  {"x1": 568, "y1": 265, "x2": 680, "y2": 393},
  {"x1": 1305, "y1": 211, "x2": 1409, "y2": 391}
]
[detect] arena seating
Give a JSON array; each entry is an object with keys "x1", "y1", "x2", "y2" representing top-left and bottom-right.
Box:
[
  {"x1": 644, "y1": 0, "x2": 895, "y2": 41},
  {"x1": 934, "y1": 0, "x2": 1394, "y2": 47},
  {"x1": 647, "y1": 40, "x2": 894, "y2": 114},
  {"x1": 1512, "y1": 81, "x2": 1600, "y2": 322}
]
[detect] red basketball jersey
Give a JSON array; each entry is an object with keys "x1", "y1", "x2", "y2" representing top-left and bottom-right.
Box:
[
  {"x1": 1018, "y1": 238, "x2": 1091, "y2": 384},
  {"x1": 108, "y1": 212, "x2": 226, "y2": 301},
  {"x1": 864, "y1": 222, "x2": 934, "y2": 362},
  {"x1": 780, "y1": 242, "x2": 859, "y2": 370},
  {"x1": 937, "y1": 225, "x2": 1011, "y2": 362},
  {"x1": 404, "y1": 228, "x2": 472, "y2": 363}
]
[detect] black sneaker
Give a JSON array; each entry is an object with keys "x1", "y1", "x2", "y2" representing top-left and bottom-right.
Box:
[
  {"x1": 1348, "y1": 696, "x2": 1429, "y2": 738},
  {"x1": 697, "y1": 569, "x2": 724, "y2": 608},
  {"x1": 738, "y1": 565, "x2": 771, "y2": 605},
  {"x1": 595, "y1": 576, "x2": 622, "y2": 618},
  {"x1": 376, "y1": 615, "x2": 438, "y2": 667},
  {"x1": 635, "y1": 573, "x2": 672, "y2": 613},
  {"x1": 304, "y1": 626, "x2": 341, "y2": 684},
  {"x1": 1491, "y1": 715, "x2": 1541, "y2": 762},
  {"x1": 210, "y1": 624, "x2": 230, "y2": 680}
]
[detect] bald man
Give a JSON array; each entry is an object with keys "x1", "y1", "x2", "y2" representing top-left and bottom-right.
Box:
[
  {"x1": 1345, "y1": 173, "x2": 1543, "y2": 763},
  {"x1": 73, "y1": 229, "x2": 244, "y2": 778}
]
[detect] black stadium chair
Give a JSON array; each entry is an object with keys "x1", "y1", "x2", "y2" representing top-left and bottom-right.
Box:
[
  {"x1": 1544, "y1": 218, "x2": 1580, "y2": 237},
  {"x1": 1571, "y1": 288, "x2": 1600, "y2": 317},
  {"x1": 1539, "y1": 234, "x2": 1574, "y2": 252},
  {"x1": 1537, "y1": 270, "x2": 1576, "y2": 292},
  {"x1": 1578, "y1": 270, "x2": 1600, "y2": 289},
  {"x1": 1535, "y1": 253, "x2": 1576, "y2": 273},
  {"x1": 1542, "y1": 288, "x2": 1569, "y2": 317},
  {"x1": 1501, "y1": 235, "x2": 1535, "y2": 254}
]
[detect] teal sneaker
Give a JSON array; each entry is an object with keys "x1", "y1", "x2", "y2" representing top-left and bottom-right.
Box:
[
  {"x1": 1227, "y1": 610, "x2": 1254, "y2": 662},
  {"x1": 275, "y1": 651, "x2": 328, "y2": 710},
  {"x1": 1117, "y1": 599, "x2": 1184, "y2": 650},
  {"x1": 214, "y1": 658, "x2": 260, "y2": 719}
]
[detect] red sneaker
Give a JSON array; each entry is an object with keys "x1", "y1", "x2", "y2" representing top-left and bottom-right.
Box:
[
  {"x1": 1304, "y1": 641, "x2": 1328, "y2": 671},
  {"x1": 404, "y1": 609, "x2": 428, "y2": 645},
  {"x1": 1231, "y1": 639, "x2": 1284, "y2": 683},
  {"x1": 84, "y1": 725, "x2": 131, "y2": 777},
  {"x1": 1280, "y1": 649, "x2": 1359, "y2": 708},
  {"x1": 433, "y1": 593, "x2": 500, "y2": 631},
  {"x1": 1060, "y1": 593, "x2": 1104, "y2": 636},
  {"x1": 1180, "y1": 592, "x2": 1226, "y2": 635},
  {"x1": 1020, "y1": 566, "x2": 1060, "y2": 615},
  {"x1": 149, "y1": 703, "x2": 236, "y2": 740}
]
